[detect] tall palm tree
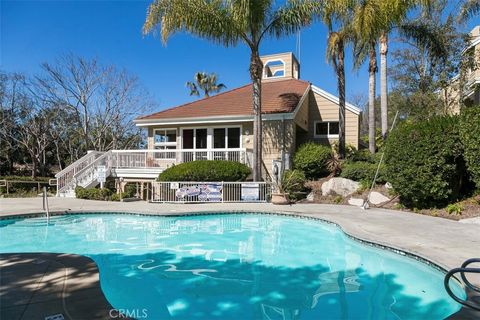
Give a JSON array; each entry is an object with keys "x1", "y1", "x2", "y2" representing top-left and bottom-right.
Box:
[
  {"x1": 353, "y1": 0, "x2": 381, "y2": 153},
  {"x1": 376, "y1": 0, "x2": 434, "y2": 139},
  {"x1": 143, "y1": 0, "x2": 320, "y2": 181},
  {"x1": 323, "y1": 0, "x2": 355, "y2": 159},
  {"x1": 186, "y1": 72, "x2": 226, "y2": 98}
]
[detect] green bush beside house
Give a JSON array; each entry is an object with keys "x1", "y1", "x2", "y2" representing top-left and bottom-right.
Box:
[{"x1": 293, "y1": 142, "x2": 332, "y2": 180}]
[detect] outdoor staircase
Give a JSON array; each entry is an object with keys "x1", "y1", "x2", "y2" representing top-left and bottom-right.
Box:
[{"x1": 55, "y1": 151, "x2": 112, "y2": 197}]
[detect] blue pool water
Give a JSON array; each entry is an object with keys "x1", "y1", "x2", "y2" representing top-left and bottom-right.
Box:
[{"x1": 0, "y1": 213, "x2": 464, "y2": 319}]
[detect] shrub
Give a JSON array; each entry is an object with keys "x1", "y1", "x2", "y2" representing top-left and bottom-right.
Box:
[
  {"x1": 293, "y1": 142, "x2": 332, "y2": 179},
  {"x1": 158, "y1": 160, "x2": 251, "y2": 182},
  {"x1": 75, "y1": 186, "x2": 112, "y2": 200},
  {"x1": 340, "y1": 161, "x2": 386, "y2": 184},
  {"x1": 446, "y1": 203, "x2": 463, "y2": 215},
  {"x1": 346, "y1": 149, "x2": 378, "y2": 163},
  {"x1": 459, "y1": 107, "x2": 480, "y2": 189},
  {"x1": 281, "y1": 169, "x2": 306, "y2": 201},
  {"x1": 384, "y1": 116, "x2": 467, "y2": 209},
  {"x1": 123, "y1": 183, "x2": 138, "y2": 198}
]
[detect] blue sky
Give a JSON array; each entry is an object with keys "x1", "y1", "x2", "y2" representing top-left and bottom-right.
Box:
[{"x1": 1, "y1": 0, "x2": 476, "y2": 114}]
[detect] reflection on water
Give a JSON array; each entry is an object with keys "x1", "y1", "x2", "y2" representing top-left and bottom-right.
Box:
[{"x1": 0, "y1": 214, "x2": 464, "y2": 319}]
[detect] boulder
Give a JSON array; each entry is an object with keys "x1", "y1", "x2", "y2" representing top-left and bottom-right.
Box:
[
  {"x1": 321, "y1": 177, "x2": 360, "y2": 197},
  {"x1": 369, "y1": 191, "x2": 390, "y2": 205},
  {"x1": 348, "y1": 197, "x2": 365, "y2": 206}
]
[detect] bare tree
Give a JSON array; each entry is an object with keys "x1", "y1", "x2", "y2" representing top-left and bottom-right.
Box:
[{"x1": 34, "y1": 55, "x2": 152, "y2": 154}]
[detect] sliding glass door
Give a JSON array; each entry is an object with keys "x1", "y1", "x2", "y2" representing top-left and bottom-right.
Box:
[{"x1": 181, "y1": 126, "x2": 242, "y2": 161}]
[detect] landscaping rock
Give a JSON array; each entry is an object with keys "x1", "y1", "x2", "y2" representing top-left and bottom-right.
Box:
[
  {"x1": 385, "y1": 182, "x2": 393, "y2": 189},
  {"x1": 306, "y1": 192, "x2": 315, "y2": 202},
  {"x1": 321, "y1": 177, "x2": 360, "y2": 197},
  {"x1": 369, "y1": 191, "x2": 390, "y2": 205},
  {"x1": 348, "y1": 197, "x2": 364, "y2": 206}
]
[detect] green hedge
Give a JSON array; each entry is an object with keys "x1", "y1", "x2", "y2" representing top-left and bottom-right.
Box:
[
  {"x1": 75, "y1": 187, "x2": 112, "y2": 200},
  {"x1": 340, "y1": 161, "x2": 386, "y2": 184},
  {"x1": 293, "y1": 143, "x2": 332, "y2": 179},
  {"x1": 384, "y1": 116, "x2": 467, "y2": 208},
  {"x1": 158, "y1": 160, "x2": 251, "y2": 182},
  {"x1": 459, "y1": 107, "x2": 480, "y2": 189}
]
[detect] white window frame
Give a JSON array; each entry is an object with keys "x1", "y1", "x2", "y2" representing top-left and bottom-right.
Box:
[
  {"x1": 153, "y1": 128, "x2": 177, "y2": 149},
  {"x1": 313, "y1": 121, "x2": 339, "y2": 138}
]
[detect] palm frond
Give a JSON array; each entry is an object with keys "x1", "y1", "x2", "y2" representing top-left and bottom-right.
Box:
[
  {"x1": 457, "y1": 0, "x2": 480, "y2": 22},
  {"x1": 399, "y1": 21, "x2": 449, "y2": 64},
  {"x1": 144, "y1": 0, "x2": 242, "y2": 46},
  {"x1": 270, "y1": 0, "x2": 322, "y2": 38}
]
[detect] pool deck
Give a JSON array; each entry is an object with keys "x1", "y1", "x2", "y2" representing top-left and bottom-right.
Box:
[
  {"x1": 0, "y1": 252, "x2": 127, "y2": 320},
  {"x1": 0, "y1": 197, "x2": 479, "y2": 319}
]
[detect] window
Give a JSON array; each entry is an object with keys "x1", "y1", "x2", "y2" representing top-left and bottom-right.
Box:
[
  {"x1": 314, "y1": 121, "x2": 340, "y2": 138},
  {"x1": 154, "y1": 129, "x2": 177, "y2": 148},
  {"x1": 182, "y1": 127, "x2": 242, "y2": 150},
  {"x1": 154, "y1": 129, "x2": 177, "y2": 159}
]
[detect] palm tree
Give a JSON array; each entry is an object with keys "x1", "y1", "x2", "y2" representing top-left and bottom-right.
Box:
[
  {"x1": 186, "y1": 72, "x2": 226, "y2": 98},
  {"x1": 376, "y1": 0, "x2": 434, "y2": 139},
  {"x1": 143, "y1": 0, "x2": 320, "y2": 181},
  {"x1": 352, "y1": 0, "x2": 381, "y2": 154},
  {"x1": 323, "y1": 1, "x2": 355, "y2": 159}
]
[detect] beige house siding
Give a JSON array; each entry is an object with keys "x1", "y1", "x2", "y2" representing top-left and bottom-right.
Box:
[
  {"x1": 305, "y1": 91, "x2": 360, "y2": 149},
  {"x1": 262, "y1": 119, "x2": 295, "y2": 177}
]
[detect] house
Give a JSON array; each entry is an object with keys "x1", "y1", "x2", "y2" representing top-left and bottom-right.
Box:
[
  {"x1": 442, "y1": 26, "x2": 480, "y2": 113},
  {"x1": 55, "y1": 52, "x2": 361, "y2": 197},
  {"x1": 134, "y1": 52, "x2": 361, "y2": 177}
]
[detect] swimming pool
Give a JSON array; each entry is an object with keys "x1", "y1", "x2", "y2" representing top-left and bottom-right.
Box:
[{"x1": 0, "y1": 213, "x2": 464, "y2": 319}]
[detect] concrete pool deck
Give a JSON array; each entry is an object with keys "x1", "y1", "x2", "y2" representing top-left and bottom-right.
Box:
[{"x1": 0, "y1": 197, "x2": 479, "y2": 319}]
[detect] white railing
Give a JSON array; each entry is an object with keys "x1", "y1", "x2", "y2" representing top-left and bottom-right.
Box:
[
  {"x1": 55, "y1": 151, "x2": 105, "y2": 193},
  {"x1": 111, "y1": 148, "x2": 248, "y2": 169},
  {"x1": 73, "y1": 151, "x2": 113, "y2": 189},
  {"x1": 56, "y1": 148, "x2": 251, "y2": 196},
  {"x1": 151, "y1": 181, "x2": 271, "y2": 203}
]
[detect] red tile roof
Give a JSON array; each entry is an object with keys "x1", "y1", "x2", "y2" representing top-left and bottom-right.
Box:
[{"x1": 137, "y1": 79, "x2": 310, "y2": 120}]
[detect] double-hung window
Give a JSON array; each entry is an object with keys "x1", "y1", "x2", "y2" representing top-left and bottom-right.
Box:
[
  {"x1": 314, "y1": 121, "x2": 340, "y2": 138},
  {"x1": 154, "y1": 129, "x2": 177, "y2": 159}
]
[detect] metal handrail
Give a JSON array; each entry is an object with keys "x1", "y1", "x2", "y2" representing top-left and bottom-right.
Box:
[{"x1": 444, "y1": 261, "x2": 480, "y2": 311}]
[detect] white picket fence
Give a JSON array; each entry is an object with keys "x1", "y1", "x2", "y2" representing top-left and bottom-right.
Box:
[{"x1": 151, "y1": 181, "x2": 271, "y2": 203}]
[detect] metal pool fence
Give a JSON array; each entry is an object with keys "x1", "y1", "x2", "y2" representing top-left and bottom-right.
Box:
[{"x1": 151, "y1": 181, "x2": 271, "y2": 203}]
